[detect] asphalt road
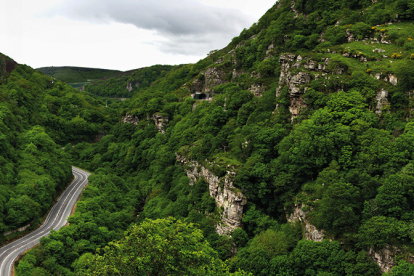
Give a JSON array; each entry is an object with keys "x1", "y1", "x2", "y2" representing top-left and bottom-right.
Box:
[{"x1": 0, "y1": 167, "x2": 90, "y2": 276}]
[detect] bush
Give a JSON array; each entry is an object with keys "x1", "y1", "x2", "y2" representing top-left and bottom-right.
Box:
[{"x1": 350, "y1": 22, "x2": 373, "y2": 40}]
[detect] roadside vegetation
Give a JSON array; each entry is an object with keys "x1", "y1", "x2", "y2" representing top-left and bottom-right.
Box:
[{"x1": 9, "y1": 0, "x2": 414, "y2": 274}]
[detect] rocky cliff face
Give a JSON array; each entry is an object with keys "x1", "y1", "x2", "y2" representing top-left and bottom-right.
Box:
[
  {"x1": 176, "y1": 154, "x2": 247, "y2": 235},
  {"x1": 367, "y1": 245, "x2": 412, "y2": 273},
  {"x1": 122, "y1": 113, "x2": 169, "y2": 134},
  {"x1": 276, "y1": 51, "x2": 395, "y2": 118},
  {"x1": 288, "y1": 202, "x2": 410, "y2": 272},
  {"x1": 203, "y1": 67, "x2": 228, "y2": 93},
  {"x1": 376, "y1": 88, "x2": 389, "y2": 114},
  {"x1": 189, "y1": 36, "x2": 269, "y2": 99},
  {"x1": 126, "y1": 81, "x2": 139, "y2": 92},
  {"x1": 287, "y1": 203, "x2": 325, "y2": 242},
  {"x1": 152, "y1": 113, "x2": 169, "y2": 134},
  {"x1": 276, "y1": 54, "x2": 325, "y2": 119},
  {"x1": 122, "y1": 113, "x2": 139, "y2": 125}
]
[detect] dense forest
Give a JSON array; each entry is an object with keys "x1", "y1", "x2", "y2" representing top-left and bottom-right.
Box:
[
  {"x1": 0, "y1": 54, "x2": 120, "y2": 245},
  {"x1": 6, "y1": 0, "x2": 414, "y2": 275},
  {"x1": 36, "y1": 67, "x2": 121, "y2": 89},
  {"x1": 83, "y1": 65, "x2": 177, "y2": 98}
]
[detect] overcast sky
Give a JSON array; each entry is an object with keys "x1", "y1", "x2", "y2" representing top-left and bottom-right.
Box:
[{"x1": 0, "y1": 0, "x2": 276, "y2": 71}]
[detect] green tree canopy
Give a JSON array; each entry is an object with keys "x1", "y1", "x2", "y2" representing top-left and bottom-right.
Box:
[{"x1": 78, "y1": 218, "x2": 250, "y2": 276}]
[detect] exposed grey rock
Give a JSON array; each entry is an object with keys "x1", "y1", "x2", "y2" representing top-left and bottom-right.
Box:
[
  {"x1": 381, "y1": 36, "x2": 390, "y2": 44},
  {"x1": 249, "y1": 83, "x2": 264, "y2": 97},
  {"x1": 152, "y1": 113, "x2": 169, "y2": 134},
  {"x1": 290, "y1": 0, "x2": 299, "y2": 18},
  {"x1": 122, "y1": 113, "x2": 139, "y2": 125},
  {"x1": 287, "y1": 203, "x2": 325, "y2": 242},
  {"x1": 289, "y1": 95, "x2": 307, "y2": 119},
  {"x1": 126, "y1": 82, "x2": 133, "y2": 92},
  {"x1": 276, "y1": 53, "x2": 345, "y2": 120},
  {"x1": 191, "y1": 78, "x2": 204, "y2": 93},
  {"x1": 232, "y1": 69, "x2": 244, "y2": 79},
  {"x1": 318, "y1": 63, "x2": 325, "y2": 71},
  {"x1": 358, "y1": 55, "x2": 368, "y2": 62},
  {"x1": 290, "y1": 72, "x2": 312, "y2": 92},
  {"x1": 279, "y1": 54, "x2": 296, "y2": 63},
  {"x1": 368, "y1": 245, "x2": 401, "y2": 273},
  {"x1": 376, "y1": 88, "x2": 388, "y2": 114},
  {"x1": 203, "y1": 67, "x2": 228, "y2": 93},
  {"x1": 176, "y1": 154, "x2": 247, "y2": 235},
  {"x1": 304, "y1": 60, "x2": 317, "y2": 70},
  {"x1": 126, "y1": 81, "x2": 139, "y2": 92},
  {"x1": 265, "y1": 43, "x2": 275, "y2": 60},
  {"x1": 389, "y1": 74, "x2": 398, "y2": 86},
  {"x1": 346, "y1": 29, "x2": 354, "y2": 42}
]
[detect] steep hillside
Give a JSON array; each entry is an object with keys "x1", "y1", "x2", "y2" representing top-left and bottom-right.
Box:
[
  {"x1": 15, "y1": 0, "x2": 414, "y2": 275},
  {"x1": 37, "y1": 66, "x2": 121, "y2": 88},
  {"x1": 0, "y1": 53, "x2": 121, "y2": 244},
  {"x1": 84, "y1": 64, "x2": 176, "y2": 98}
]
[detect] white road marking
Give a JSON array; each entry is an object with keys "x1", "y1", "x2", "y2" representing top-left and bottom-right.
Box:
[{"x1": 0, "y1": 167, "x2": 90, "y2": 276}]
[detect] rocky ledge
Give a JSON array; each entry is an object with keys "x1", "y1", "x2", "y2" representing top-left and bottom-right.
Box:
[
  {"x1": 122, "y1": 113, "x2": 139, "y2": 125},
  {"x1": 176, "y1": 154, "x2": 247, "y2": 235},
  {"x1": 287, "y1": 203, "x2": 325, "y2": 242}
]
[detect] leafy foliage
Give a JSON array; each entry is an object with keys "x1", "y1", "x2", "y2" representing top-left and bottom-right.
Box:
[
  {"x1": 12, "y1": 0, "x2": 414, "y2": 274},
  {"x1": 84, "y1": 65, "x2": 175, "y2": 98}
]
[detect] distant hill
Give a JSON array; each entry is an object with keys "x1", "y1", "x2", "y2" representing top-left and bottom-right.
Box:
[
  {"x1": 36, "y1": 66, "x2": 121, "y2": 88},
  {"x1": 84, "y1": 64, "x2": 176, "y2": 98}
]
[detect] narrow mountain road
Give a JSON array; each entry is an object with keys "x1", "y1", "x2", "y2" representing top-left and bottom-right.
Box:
[{"x1": 0, "y1": 167, "x2": 90, "y2": 276}]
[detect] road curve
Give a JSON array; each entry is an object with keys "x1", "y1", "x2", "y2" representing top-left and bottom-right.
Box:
[{"x1": 0, "y1": 167, "x2": 90, "y2": 276}]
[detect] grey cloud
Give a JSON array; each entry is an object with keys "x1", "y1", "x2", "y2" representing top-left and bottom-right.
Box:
[{"x1": 51, "y1": 0, "x2": 251, "y2": 55}]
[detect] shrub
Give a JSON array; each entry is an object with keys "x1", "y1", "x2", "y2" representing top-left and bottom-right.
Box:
[{"x1": 350, "y1": 22, "x2": 373, "y2": 40}]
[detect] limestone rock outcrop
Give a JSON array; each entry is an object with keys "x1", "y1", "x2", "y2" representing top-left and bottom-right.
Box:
[
  {"x1": 203, "y1": 67, "x2": 228, "y2": 93},
  {"x1": 388, "y1": 74, "x2": 398, "y2": 86},
  {"x1": 152, "y1": 113, "x2": 169, "y2": 134},
  {"x1": 287, "y1": 203, "x2": 325, "y2": 242},
  {"x1": 176, "y1": 154, "x2": 247, "y2": 235},
  {"x1": 375, "y1": 88, "x2": 389, "y2": 114},
  {"x1": 122, "y1": 113, "x2": 139, "y2": 125},
  {"x1": 126, "y1": 81, "x2": 139, "y2": 92},
  {"x1": 189, "y1": 65, "x2": 228, "y2": 99},
  {"x1": 276, "y1": 54, "x2": 310, "y2": 119},
  {"x1": 276, "y1": 53, "x2": 348, "y2": 119},
  {"x1": 249, "y1": 83, "x2": 265, "y2": 97},
  {"x1": 368, "y1": 245, "x2": 402, "y2": 273}
]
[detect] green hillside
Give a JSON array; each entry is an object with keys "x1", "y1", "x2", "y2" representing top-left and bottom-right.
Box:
[
  {"x1": 10, "y1": 0, "x2": 414, "y2": 275},
  {"x1": 36, "y1": 66, "x2": 121, "y2": 88},
  {"x1": 0, "y1": 53, "x2": 121, "y2": 247},
  {"x1": 84, "y1": 64, "x2": 176, "y2": 98}
]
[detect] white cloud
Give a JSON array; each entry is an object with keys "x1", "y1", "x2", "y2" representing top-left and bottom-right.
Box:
[
  {"x1": 47, "y1": 0, "x2": 252, "y2": 56},
  {"x1": 0, "y1": 0, "x2": 276, "y2": 70}
]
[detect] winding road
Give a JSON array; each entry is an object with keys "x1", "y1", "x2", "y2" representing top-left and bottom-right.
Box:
[{"x1": 0, "y1": 167, "x2": 90, "y2": 276}]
